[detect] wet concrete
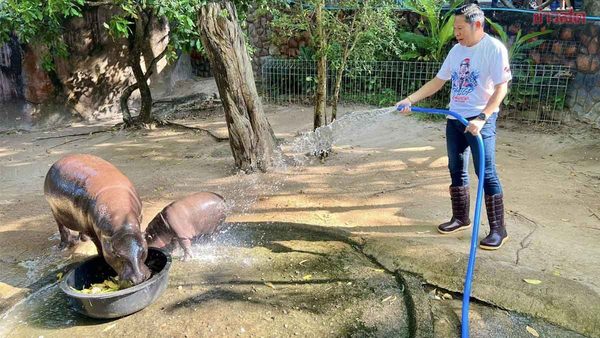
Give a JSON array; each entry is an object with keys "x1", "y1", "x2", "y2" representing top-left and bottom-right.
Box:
[
  {"x1": 361, "y1": 235, "x2": 600, "y2": 337},
  {"x1": 0, "y1": 222, "x2": 588, "y2": 338},
  {"x1": 0, "y1": 223, "x2": 409, "y2": 337}
]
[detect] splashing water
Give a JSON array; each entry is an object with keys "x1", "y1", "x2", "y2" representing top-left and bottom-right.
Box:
[
  {"x1": 0, "y1": 105, "x2": 400, "y2": 334},
  {"x1": 282, "y1": 106, "x2": 397, "y2": 166},
  {"x1": 215, "y1": 106, "x2": 398, "y2": 217}
]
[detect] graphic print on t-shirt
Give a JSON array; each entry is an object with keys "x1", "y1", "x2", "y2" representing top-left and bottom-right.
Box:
[{"x1": 451, "y1": 58, "x2": 479, "y2": 103}]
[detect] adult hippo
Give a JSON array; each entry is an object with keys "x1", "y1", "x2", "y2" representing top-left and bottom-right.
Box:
[
  {"x1": 44, "y1": 154, "x2": 151, "y2": 287},
  {"x1": 145, "y1": 192, "x2": 226, "y2": 261}
]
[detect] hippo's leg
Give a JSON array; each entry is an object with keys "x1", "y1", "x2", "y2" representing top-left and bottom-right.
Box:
[
  {"x1": 177, "y1": 238, "x2": 194, "y2": 261},
  {"x1": 55, "y1": 217, "x2": 78, "y2": 250}
]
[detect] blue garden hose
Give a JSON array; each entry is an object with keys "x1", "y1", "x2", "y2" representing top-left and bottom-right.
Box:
[{"x1": 397, "y1": 106, "x2": 485, "y2": 338}]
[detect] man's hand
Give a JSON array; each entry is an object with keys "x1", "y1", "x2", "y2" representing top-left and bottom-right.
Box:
[
  {"x1": 395, "y1": 97, "x2": 413, "y2": 115},
  {"x1": 465, "y1": 118, "x2": 486, "y2": 136}
]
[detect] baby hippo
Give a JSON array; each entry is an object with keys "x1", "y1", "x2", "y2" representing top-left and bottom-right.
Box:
[{"x1": 145, "y1": 192, "x2": 226, "y2": 261}]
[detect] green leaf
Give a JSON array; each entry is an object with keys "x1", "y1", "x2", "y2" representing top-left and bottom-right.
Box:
[
  {"x1": 517, "y1": 30, "x2": 553, "y2": 45},
  {"x1": 400, "y1": 51, "x2": 421, "y2": 60},
  {"x1": 523, "y1": 279, "x2": 542, "y2": 285},
  {"x1": 438, "y1": 15, "x2": 455, "y2": 47},
  {"x1": 186, "y1": 16, "x2": 194, "y2": 27},
  {"x1": 519, "y1": 39, "x2": 544, "y2": 52},
  {"x1": 397, "y1": 31, "x2": 434, "y2": 50},
  {"x1": 486, "y1": 18, "x2": 508, "y2": 44}
]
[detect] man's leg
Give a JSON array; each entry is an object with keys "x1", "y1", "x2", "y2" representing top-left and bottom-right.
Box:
[
  {"x1": 467, "y1": 113, "x2": 507, "y2": 249},
  {"x1": 438, "y1": 119, "x2": 472, "y2": 234}
]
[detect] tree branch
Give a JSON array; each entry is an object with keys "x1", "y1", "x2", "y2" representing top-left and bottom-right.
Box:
[
  {"x1": 157, "y1": 121, "x2": 228, "y2": 142},
  {"x1": 84, "y1": 1, "x2": 115, "y2": 7}
]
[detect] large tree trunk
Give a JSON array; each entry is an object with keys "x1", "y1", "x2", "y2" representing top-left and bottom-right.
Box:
[
  {"x1": 313, "y1": 0, "x2": 327, "y2": 130},
  {"x1": 121, "y1": 14, "x2": 154, "y2": 125},
  {"x1": 198, "y1": 1, "x2": 277, "y2": 172},
  {"x1": 120, "y1": 45, "x2": 168, "y2": 125}
]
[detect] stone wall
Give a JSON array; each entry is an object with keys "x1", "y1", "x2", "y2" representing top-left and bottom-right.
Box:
[
  {"x1": 246, "y1": 7, "x2": 311, "y2": 77},
  {"x1": 57, "y1": 7, "x2": 169, "y2": 119},
  {"x1": 488, "y1": 9, "x2": 600, "y2": 127},
  {"x1": 16, "y1": 6, "x2": 170, "y2": 120},
  {"x1": 571, "y1": 4, "x2": 600, "y2": 126},
  {"x1": 245, "y1": 6, "x2": 600, "y2": 127}
]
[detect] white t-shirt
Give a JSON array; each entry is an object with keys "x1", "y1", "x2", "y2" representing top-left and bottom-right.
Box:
[{"x1": 436, "y1": 34, "x2": 512, "y2": 118}]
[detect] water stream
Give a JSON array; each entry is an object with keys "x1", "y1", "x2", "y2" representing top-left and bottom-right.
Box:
[{"x1": 0, "y1": 105, "x2": 401, "y2": 334}]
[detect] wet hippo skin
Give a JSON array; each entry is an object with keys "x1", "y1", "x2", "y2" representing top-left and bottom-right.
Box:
[
  {"x1": 44, "y1": 154, "x2": 151, "y2": 287},
  {"x1": 145, "y1": 192, "x2": 226, "y2": 261}
]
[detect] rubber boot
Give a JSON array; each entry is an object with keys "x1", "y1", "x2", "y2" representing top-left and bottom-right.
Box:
[
  {"x1": 438, "y1": 186, "x2": 471, "y2": 234},
  {"x1": 479, "y1": 194, "x2": 508, "y2": 250}
]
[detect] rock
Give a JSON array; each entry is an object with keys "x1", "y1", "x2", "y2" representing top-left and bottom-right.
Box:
[
  {"x1": 571, "y1": 103, "x2": 584, "y2": 115},
  {"x1": 268, "y1": 45, "x2": 280, "y2": 56},
  {"x1": 577, "y1": 55, "x2": 593, "y2": 73},
  {"x1": 564, "y1": 45, "x2": 578, "y2": 58},
  {"x1": 508, "y1": 23, "x2": 521, "y2": 35},
  {"x1": 22, "y1": 45, "x2": 55, "y2": 104},
  {"x1": 530, "y1": 50, "x2": 541, "y2": 64},
  {"x1": 551, "y1": 42, "x2": 563, "y2": 55},
  {"x1": 591, "y1": 56, "x2": 600, "y2": 73},
  {"x1": 590, "y1": 87, "x2": 600, "y2": 102},
  {"x1": 583, "y1": 73, "x2": 598, "y2": 87},
  {"x1": 583, "y1": 95, "x2": 594, "y2": 112},
  {"x1": 560, "y1": 27, "x2": 574, "y2": 41},
  {"x1": 581, "y1": 33, "x2": 592, "y2": 47},
  {"x1": 249, "y1": 25, "x2": 257, "y2": 38},
  {"x1": 542, "y1": 54, "x2": 559, "y2": 65},
  {"x1": 587, "y1": 37, "x2": 600, "y2": 55}
]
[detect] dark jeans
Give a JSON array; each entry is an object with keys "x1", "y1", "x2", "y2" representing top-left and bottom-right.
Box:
[{"x1": 446, "y1": 112, "x2": 502, "y2": 196}]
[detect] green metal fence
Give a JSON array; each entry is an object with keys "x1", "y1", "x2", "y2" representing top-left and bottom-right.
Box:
[{"x1": 260, "y1": 58, "x2": 572, "y2": 124}]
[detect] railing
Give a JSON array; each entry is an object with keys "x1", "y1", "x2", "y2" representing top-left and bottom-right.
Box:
[{"x1": 260, "y1": 58, "x2": 572, "y2": 124}]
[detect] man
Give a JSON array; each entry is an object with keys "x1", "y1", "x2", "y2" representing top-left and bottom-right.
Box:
[{"x1": 396, "y1": 2, "x2": 511, "y2": 250}]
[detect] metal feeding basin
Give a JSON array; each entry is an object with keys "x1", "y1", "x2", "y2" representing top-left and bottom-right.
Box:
[{"x1": 59, "y1": 248, "x2": 172, "y2": 319}]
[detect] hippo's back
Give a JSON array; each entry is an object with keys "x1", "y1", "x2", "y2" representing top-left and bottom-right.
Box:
[
  {"x1": 165, "y1": 192, "x2": 226, "y2": 237},
  {"x1": 44, "y1": 154, "x2": 137, "y2": 232}
]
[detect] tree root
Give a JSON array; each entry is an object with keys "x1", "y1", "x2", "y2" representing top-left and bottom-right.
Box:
[
  {"x1": 155, "y1": 120, "x2": 228, "y2": 142},
  {"x1": 34, "y1": 127, "x2": 120, "y2": 141},
  {"x1": 30, "y1": 117, "x2": 227, "y2": 143}
]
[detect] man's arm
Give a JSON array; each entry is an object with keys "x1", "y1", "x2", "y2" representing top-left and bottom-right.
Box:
[
  {"x1": 396, "y1": 77, "x2": 447, "y2": 113},
  {"x1": 465, "y1": 81, "x2": 509, "y2": 135},
  {"x1": 482, "y1": 82, "x2": 508, "y2": 118}
]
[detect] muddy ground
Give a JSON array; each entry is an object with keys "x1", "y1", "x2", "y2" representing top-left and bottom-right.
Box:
[{"x1": 1, "y1": 78, "x2": 599, "y2": 337}]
